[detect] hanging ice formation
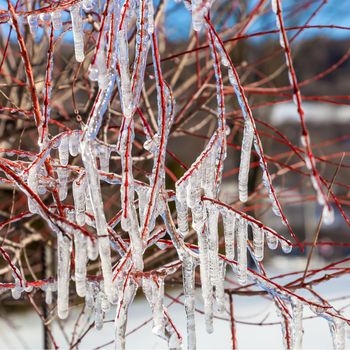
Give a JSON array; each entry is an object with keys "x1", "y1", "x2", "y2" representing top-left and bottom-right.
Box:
[{"x1": 1, "y1": 1, "x2": 346, "y2": 350}]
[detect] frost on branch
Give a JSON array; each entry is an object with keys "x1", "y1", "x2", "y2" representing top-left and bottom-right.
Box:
[{"x1": 0, "y1": 0, "x2": 349, "y2": 349}]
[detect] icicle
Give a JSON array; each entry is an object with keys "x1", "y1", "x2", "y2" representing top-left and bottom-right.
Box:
[
  {"x1": 69, "y1": 131, "x2": 80, "y2": 157},
  {"x1": 39, "y1": 12, "x2": 52, "y2": 32},
  {"x1": 58, "y1": 134, "x2": 69, "y2": 166},
  {"x1": 85, "y1": 282, "x2": 95, "y2": 309},
  {"x1": 70, "y1": 3, "x2": 85, "y2": 62},
  {"x1": 323, "y1": 205, "x2": 334, "y2": 226},
  {"x1": 207, "y1": 206, "x2": 222, "y2": 310},
  {"x1": 11, "y1": 272, "x2": 24, "y2": 300},
  {"x1": 52, "y1": 10, "x2": 62, "y2": 31},
  {"x1": 215, "y1": 259, "x2": 226, "y2": 313},
  {"x1": 182, "y1": 255, "x2": 196, "y2": 350},
  {"x1": 152, "y1": 277, "x2": 165, "y2": 337},
  {"x1": 115, "y1": 281, "x2": 137, "y2": 350},
  {"x1": 74, "y1": 231, "x2": 88, "y2": 297},
  {"x1": 44, "y1": 284, "x2": 53, "y2": 304},
  {"x1": 94, "y1": 291, "x2": 104, "y2": 330},
  {"x1": 175, "y1": 199, "x2": 189, "y2": 238},
  {"x1": 57, "y1": 167, "x2": 69, "y2": 201},
  {"x1": 329, "y1": 317, "x2": 346, "y2": 350},
  {"x1": 223, "y1": 210, "x2": 235, "y2": 261},
  {"x1": 266, "y1": 231, "x2": 278, "y2": 250},
  {"x1": 197, "y1": 226, "x2": 213, "y2": 334},
  {"x1": 98, "y1": 145, "x2": 111, "y2": 172},
  {"x1": 73, "y1": 176, "x2": 86, "y2": 226},
  {"x1": 252, "y1": 224, "x2": 264, "y2": 262},
  {"x1": 87, "y1": 238, "x2": 99, "y2": 260},
  {"x1": 27, "y1": 165, "x2": 39, "y2": 213},
  {"x1": 236, "y1": 217, "x2": 247, "y2": 285},
  {"x1": 116, "y1": 28, "x2": 133, "y2": 118},
  {"x1": 27, "y1": 14, "x2": 38, "y2": 37},
  {"x1": 271, "y1": 0, "x2": 278, "y2": 13},
  {"x1": 57, "y1": 232, "x2": 71, "y2": 319},
  {"x1": 191, "y1": 0, "x2": 205, "y2": 31},
  {"x1": 281, "y1": 239, "x2": 292, "y2": 254},
  {"x1": 291, "y1": 299, "x2": 303, "y2": 349},
  {"x1": 66, "y1": 208, "x2": 87, "y2": 297},
  {"x1": 238, "y1": 122, "x2": 254, "y2": 203}
]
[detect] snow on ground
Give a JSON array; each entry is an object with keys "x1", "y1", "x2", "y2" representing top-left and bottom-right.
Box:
[{"x1": 0, "y1": 257, "x2": 349, "y2": 349}]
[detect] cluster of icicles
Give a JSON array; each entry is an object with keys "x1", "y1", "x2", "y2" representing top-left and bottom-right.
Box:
[{"x1": 1, "y1": 0, "x2": 343, "y2": 349}]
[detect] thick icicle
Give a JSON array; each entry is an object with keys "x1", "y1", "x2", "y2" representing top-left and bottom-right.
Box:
[
  {"x1": 58, "y1": 134, "x2": 69, "y2": 166},
  {"x1": 74, "y1": 231, "x2": 88, "y2": 297},
  {"x1": 252, "y1": 224, "x2": 264, "y2": 262},
  {"x1": 266, "y1": 231, "x2": 278, "y2": 250},
  {"x1": 70, "y1": 3, "x2": 85, "y2": 62},
  {"x1": 236, "y1": 217, "x2": 248, "y2": 285},
  {"x1": 223, "y1": 210, "x2": 236, "y2": 261},
  {"x1": 72, "y1": 175, "x2": 86, "y2": 226},
  {"x1": 27, "y1": 165, "x2": 39, "y2": 213},
  {"x1": 57, "y1": 232, "x2": 71, "y2": 319},
  {"x1": 69, "y1": 131, "x2": 80, "y2": 157}
]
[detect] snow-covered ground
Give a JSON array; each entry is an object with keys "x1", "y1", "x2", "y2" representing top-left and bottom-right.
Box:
[{"x1": 0, "y1": 257, "x2": 349, "y2": 349}]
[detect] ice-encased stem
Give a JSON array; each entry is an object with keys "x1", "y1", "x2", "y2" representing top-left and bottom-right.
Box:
[{"x1": 57, "y1": 233, "x2": 71, "y2": 319}]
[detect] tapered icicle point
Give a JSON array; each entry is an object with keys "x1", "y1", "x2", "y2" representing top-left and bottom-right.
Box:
[
  {"x1": 57, "y1": 233, "x2": 71, "y2": 319},
  {"x1": 70, "y1": 3, "x2": 85, "y2": 62}
]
